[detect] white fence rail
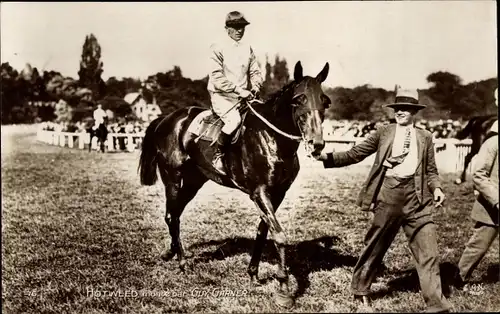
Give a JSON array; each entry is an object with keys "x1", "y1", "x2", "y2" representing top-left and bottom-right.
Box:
[
  {"x1": 37, "y1": 130, "x2": 145, "y2": 152},
  {"x1": 36, "y1": 129, "x2": 474, "y2": 174}
]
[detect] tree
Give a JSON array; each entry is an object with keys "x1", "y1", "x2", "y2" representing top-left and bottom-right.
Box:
[
  {"x1": 54, "y1": 100, "x2": 73, "y2": 123},
  {"x1": 78, "y1": 33, "x2": 105, "y2": 101},
  {"x1": 261, "y1": 55, "x2": 290, "y2": 99}
]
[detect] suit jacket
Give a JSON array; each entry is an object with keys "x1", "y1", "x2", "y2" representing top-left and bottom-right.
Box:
[
  {"x1": 323, "y1": 124, "x2": 441, "y2": 211},
  {"x1": 471, "y1": 135, "x2": 499, "y2": 226}
]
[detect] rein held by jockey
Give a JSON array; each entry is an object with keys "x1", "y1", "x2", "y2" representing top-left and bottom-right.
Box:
[{"x1": 207, "y1": 11, "x2": 264, "y2": 175}]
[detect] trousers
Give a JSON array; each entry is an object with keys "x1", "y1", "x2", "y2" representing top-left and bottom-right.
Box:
[
  {"x1": 458, "y1": 221, "x2": 499, "y2": 282},
  {"x1": 351, "y1": 176, "x2": 452, "y2": 312},
  {"x1": 209, "y1": 91, "x2": 242, "y2": 135}
]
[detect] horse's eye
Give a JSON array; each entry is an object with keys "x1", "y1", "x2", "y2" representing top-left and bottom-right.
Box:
[{"x1": 293, "y1": 94, "x2": 307, "y2": 106}]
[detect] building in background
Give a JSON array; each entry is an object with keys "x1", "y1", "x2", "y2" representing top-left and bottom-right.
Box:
[{"x1": 123, "y1": 89, "x2": 161, "y2": 122}]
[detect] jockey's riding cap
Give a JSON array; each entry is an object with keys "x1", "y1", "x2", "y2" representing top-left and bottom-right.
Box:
[
  {"x1": 225, "y1": 11, "x2": 250, "y2": 27},
  {"x1": 386, "y1": 88, "x2": 427, "y2": 110}
]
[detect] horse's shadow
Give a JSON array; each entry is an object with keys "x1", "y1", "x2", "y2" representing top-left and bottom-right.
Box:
[
  {"x1": 187, "y1": 238, "x2": 499, "y2": 300},
  {"x1": 188, "y1": 235, "x2": 358, "y2": 298}
]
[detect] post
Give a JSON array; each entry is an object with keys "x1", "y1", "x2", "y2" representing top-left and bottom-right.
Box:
[
  {"x1": 78, "y1": 133, "x2": 85, "y2": 150},
  {"x1": 127, "y1": 135, "x2": 134, "y2": 152},
  {"x1": 107, "y1": 133, "x2": 114, "y2": 152},
  {"x1": 68, "y1": 134, "x2": 74, "y2": 148}
]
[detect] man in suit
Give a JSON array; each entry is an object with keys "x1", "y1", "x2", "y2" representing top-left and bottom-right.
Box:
[
  {"x1": 317, "y1": 89, "x2": 452, "y2": 312},
  {"x1": 456, "y1": 88, "x2": 498, "y2": 290}
]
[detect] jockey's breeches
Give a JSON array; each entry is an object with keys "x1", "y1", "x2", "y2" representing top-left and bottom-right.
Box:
[{"x1": 210, "y1": 92, "x2": 241, "y2": 135}]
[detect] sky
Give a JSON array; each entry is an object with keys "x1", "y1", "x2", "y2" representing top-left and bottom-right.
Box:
[{"x1": 1, "y1": 1, "x2": 497, "y2": 90}]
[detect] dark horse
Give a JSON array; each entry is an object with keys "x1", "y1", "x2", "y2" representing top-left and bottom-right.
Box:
[
  {"x1": 454, "y1": 114, "x2": 497, "y2": 184},
  {"x1": 138, "y1": 61, "x2": 330, "y2": 307},
  {"x1": 87, "y1": 122, "x2": 108, "y2": 153}
]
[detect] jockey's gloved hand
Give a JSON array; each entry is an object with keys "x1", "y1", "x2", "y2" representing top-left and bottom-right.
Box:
[{"x1": 239, "y1": 89, "x2": 252, "y2": 99}]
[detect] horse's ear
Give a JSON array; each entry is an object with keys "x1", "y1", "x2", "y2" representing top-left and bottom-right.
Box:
[
  {"x1": 316, "y1": 62, "x2": 329, "y2": 83},
  {"x1": 294, "y1": 61, "x2": 303, "y2": 81}
]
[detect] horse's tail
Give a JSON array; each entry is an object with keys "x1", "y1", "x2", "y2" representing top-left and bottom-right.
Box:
[
  {"x1": 455, "y1": 118, "x2": 476, "y2": 140},
  {"x1": 138, "y1": 118, "x2": 162, "y2": 186}
]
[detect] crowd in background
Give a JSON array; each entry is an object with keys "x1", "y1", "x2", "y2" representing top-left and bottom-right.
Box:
[{"x1": 42, "y1": 118, "x2": 465, "y2": 140}]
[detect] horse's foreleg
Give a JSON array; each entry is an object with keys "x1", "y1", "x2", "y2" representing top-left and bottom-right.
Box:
[
  {"x1": 100, "y1": 138, "x2": 106, "y2": 153},
  {"x1": 252, "y1": 186, "x2": 292, "y2": 307},
  {"x1": 248, "y1": 189, "x2": 286, "y2": 284}
]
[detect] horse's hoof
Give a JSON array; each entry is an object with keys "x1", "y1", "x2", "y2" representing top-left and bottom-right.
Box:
[
  {"x1": 249, "y1": 275, "x2": 261, "y2": 286},
  {"x1": 274, "y1": 291, "x2": 294, "y2": 309},
  {"x1": 160, "y1": 251, "x2": 176, "y2": 262},
  {"x1": 179, "y1": 259, "x2": 187, "y2": 271},
  {"x1": 454, "y1": 179, "x2": 462, "y2": 185}
]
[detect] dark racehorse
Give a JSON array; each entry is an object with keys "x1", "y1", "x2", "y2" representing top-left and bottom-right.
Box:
[
  {"x1": 87, "y1": 122, "x2": 108, "y2": 153},
  {"x1": 138, "y1": 61, "x2": 330, "y2": 307},
  {"x1": 454, "y1": 114, "x2": 497, "y2": 184}
]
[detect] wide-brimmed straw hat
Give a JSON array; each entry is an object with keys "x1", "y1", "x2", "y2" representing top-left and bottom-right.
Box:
[
  {"x1": 386, "y1": 88, "x2": 426, "y2": 110},
  {"x1": 225, "y1": 11, "x2": 250, "y2": 27}
]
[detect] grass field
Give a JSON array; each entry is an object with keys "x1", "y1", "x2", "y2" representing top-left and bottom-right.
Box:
[{"x1": 2, "y1": 125, "x2": 499, "y2": 313}]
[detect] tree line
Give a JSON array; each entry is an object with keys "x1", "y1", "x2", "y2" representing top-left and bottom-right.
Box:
[{"x1": 1, "y1": 34, "x2": 497, "y2": 125}]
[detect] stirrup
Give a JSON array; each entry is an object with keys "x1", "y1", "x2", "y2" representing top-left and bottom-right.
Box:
[{"x1": 212, "y1": 150, "x2": 226, "y2": 175}]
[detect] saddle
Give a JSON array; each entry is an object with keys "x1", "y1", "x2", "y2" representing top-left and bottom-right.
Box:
[{"x1": 187, "y1": 108, "x2": 249, "y2": 146}]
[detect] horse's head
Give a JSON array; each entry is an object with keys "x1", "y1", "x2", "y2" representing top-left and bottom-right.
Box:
[{"x1": 289, "y1": 61, "x2": 330, "y2": 158}]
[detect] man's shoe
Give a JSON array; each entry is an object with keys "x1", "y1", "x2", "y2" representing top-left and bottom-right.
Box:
[{"x1": 453, "y1": 270, "x2": 466, "y2": 291}]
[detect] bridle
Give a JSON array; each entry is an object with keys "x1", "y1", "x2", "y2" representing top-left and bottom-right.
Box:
[
  {"x1": 246, "y1": 99, "x2": 303, "y2": 142},
  {"x1": 246, "y1": 93, "x2": 323, "y2": 144}
]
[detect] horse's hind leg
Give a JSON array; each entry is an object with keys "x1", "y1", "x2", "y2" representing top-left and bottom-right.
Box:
[{"x1": 159, "y1": 164, "x2": 207, "y2": 270}]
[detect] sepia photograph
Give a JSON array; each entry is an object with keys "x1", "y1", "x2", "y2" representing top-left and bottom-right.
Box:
[{"x1": 1, "y1": 1, "x2": 498, "y2": 313}]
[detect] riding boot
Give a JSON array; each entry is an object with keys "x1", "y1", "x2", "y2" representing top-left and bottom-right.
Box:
[{"x1": 212, "y1": 132, "x2": 232, "y2": 176}]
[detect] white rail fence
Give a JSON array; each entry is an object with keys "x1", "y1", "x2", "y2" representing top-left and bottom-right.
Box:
[
  {"x1": 37, "y1": 130, "x2": 145, "y2": 152},
  {"x1": 36, "y1": 129, "x2": 474, "y2": 174}
]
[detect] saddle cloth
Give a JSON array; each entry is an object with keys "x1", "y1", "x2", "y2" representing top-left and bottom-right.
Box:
[{"x1": 186, "y1": 109, "x2": 246, "y2": 145}]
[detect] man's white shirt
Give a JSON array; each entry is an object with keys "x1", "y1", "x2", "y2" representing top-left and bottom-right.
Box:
[
  {"x1": 387, "y1": 124, "x2": 419, "y2": 178},
  {"x1": 93, "y1": 108, "x2": 107, "y2": 125}
]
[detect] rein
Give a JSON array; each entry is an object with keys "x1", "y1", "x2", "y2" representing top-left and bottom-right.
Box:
[{"x1": 246, "y1": 99, "x2": 303, "y2": 142}]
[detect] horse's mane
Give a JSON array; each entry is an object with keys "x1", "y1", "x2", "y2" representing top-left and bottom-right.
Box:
[
  {"x1": 260, "y1": 80, "x2": 299, "y2": 117},
  {"x1": 264, "y1": 80, "x2": 298, "y2": 108}
]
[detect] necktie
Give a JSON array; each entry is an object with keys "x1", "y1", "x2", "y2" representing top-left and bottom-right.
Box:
[{"x1": 384, "y1": 127, "x2": 411, "y2": 168}]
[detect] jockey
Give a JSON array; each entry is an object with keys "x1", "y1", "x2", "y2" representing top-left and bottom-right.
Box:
[
  {"x1": 93, "y1": 103, "x2": 107, "y2": 130},
  {"x1": 207, "y1": 11, "x2": 264, "y2": 175}
]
